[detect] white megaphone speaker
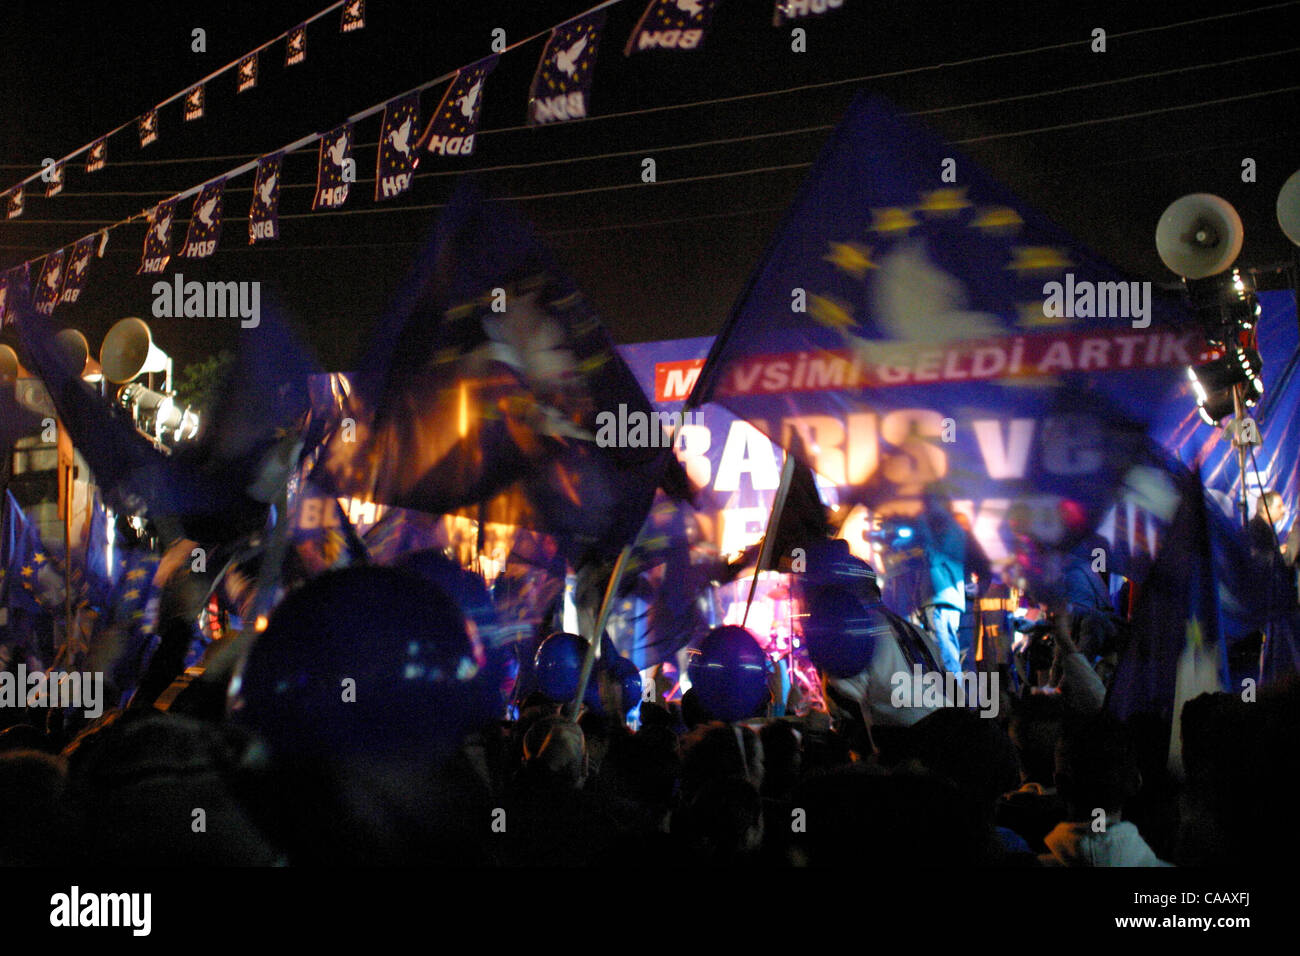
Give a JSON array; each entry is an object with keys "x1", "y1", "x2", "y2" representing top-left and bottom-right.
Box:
[
  {"x1": 1278, "y1": 168, "x2": 1300, "y2": 247},
  {"x1": 54, "y1": 328, "x2": 104, "y2": 380},
  {"x1": 1155, "y1": 193, "x2": 1244, "y2": 279},
  {"x1": 0, "y1": 344, "x2": 24, "y2": 382},
  {"x1": 100, "y1": 316, "x2": 170, "y2": 386}
]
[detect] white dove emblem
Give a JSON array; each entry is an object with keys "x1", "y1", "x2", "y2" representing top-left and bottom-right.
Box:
[
  {"x1": 73, "y1": 255, "x2": 88, "y2": 275},
  {"x1": 154, "y1": 217, "x2": 170, "y2": 243},
  {"x1": 259, "y1": 173, "x2": 277, "y2": 205},
  {"x1": 290, "y1": 34, "x2": 303, "y2": 51},
  {"x1": 198, "y1": 196, "x2": 218, "y2": 225},
  {"x1": 45, "y1": 265, "x2": 61, "y2": 288},
  {"x1": 676, "y1": 0, "x2": 704, "y2": 16},
  {"x1": 555, "y1": 34, "x2": 588, "y2": 77},
  {"x1": 241, "y1": 61, "x2": 254, "y2": 79},
  {"x1": 869, "y1": 240, "x2": 1002, "y2": 345},
  {"x1": 142, "y1": 115, "x2": 155, "y2": 132},
  {"x1": 347, "y1": 0, "x2": 361, "y2": 14},
  {"x1": 327, "y1": 135, "x2": 348, "y2": 168},
  {"x1": 388, "y1": 117, "x2": 412, "y2": 156},
  {"x1": 458, "y1": 79, "x2": 483, "y2": 120}
]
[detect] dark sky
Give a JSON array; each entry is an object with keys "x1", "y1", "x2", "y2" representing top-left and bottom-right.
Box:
[{"x1": 1, "y1": 0, "x2": 1297, "y2": 372}]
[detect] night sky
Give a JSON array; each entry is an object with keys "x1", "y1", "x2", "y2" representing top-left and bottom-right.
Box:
[{"x1": 1, "y1": 0, "x2": 1297, "y2": 373}]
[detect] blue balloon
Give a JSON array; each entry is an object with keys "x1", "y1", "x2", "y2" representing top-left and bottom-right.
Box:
[
  {"x1": 533, "y1": 632, "x2": 601, "y2": 708},
  {"x1": 800, "y1": 538, "x2": 881, "y2": 603},
  {"x1": 235, "y1": 565, "x2": 500, "y2": 761},
  {"x1": 688, "y1": 625, "x2": 769, "y2": 722},
  {"x1": 801, "y1": 585, "x2": 890, "y2": 678},
  {"x1": 395, "y1": 550, "x2": 503, "y2": 660}
]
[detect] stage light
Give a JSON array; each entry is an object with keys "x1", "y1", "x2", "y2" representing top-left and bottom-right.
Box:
[
  {"x1": 118, "y1": 382, "x2": 201, "y2": 442},
  {"x1": 1187, "y1": 345, "x2": 1263, "y2": 425},
  {"x1": 1183, "y1": 268, "x2": 1261, "y2": 346}
]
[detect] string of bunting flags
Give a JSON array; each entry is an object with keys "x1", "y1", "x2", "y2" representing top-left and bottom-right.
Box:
[
  {"x1": 0, "y1": 0, "x2": 854, "y2": 324},
  {"x1": 2, "y1": 0, "x2": 363, "y2": 212}
]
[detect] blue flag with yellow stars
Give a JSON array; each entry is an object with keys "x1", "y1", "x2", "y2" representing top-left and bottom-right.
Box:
[
  {"x1": 96, "y1": 547, "x2": 163, "y2": 698},
  {"x1": 688, "y1": 92, "x2": 1202, "y2": 563},
  {"x1": 310, "y1": 181, "x2": 687, "y2": 569},
  {"x1": 607, "y1": 493, "x2": 712, "y2": 669},
  {"x1": 33, "y1": 249, "x2": 65, "y2": 316},
  {"x1": 528, "y1": 11, "x2": 605, "y2": 126},
  {"x1": 249, "y1": 152, "x2": 282, "y2": 243},
  {"x1": 1107, "y1": 465, "x2": 1229, "y2": 737},
  {"x1": 313, "y1": 124, "x2": 353, "y2": 210},
  {"x1": 624, "y1": 0, "x2": 720, "y2": 55},
  {"x1": 181, "y1": 179, "x2": 224, "y2": 259},
  {"x1": 2, "y1": 490, "x2": 58, "y2": 615},
  {"x1": 13, "y1": 296, "x2": 281, "y2": 541},
  {"x1": 59, "y1": 235, "x2": 96, "y2": 306},
  {"x1": 0, "y1": 263, "x2": 29, "y2": 326},
  {"x1": 375, "y1": 94, "x2": 419, "y2": 201},
  {"x1": 416, "y1": 56, "x2": 497, "y2": 159},
  {"x1": 138, "y1": 198, "x2": 176, "y2": 274}
]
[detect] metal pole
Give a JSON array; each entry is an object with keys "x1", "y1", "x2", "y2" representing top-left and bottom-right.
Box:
[
  {"x1": 1233, "y1": 382, "x2": 1249, "y2": 530},
  {"x1": 743, "y1": 446, "x2": 797, "y2": 628},
  {"x1": 569, "y1": 543, "x2": 633, "y2": 718},
  {"x1": 63, "y1": 462, "x2": 73, "y2": 650}
]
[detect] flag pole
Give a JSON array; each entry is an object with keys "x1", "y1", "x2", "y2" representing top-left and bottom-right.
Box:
[
  {"x1": 63, "y1": 464, "x2": 73, "y2": 651},
  {"x1": 742, "y1": 445, "x2": 797, "y2": 628},
  {"x1": 567, "y1": 414, "x2": 690, "y2": 716},
  {"x1": 568, "y1": 542, "x2": 633, "y2": 718}
]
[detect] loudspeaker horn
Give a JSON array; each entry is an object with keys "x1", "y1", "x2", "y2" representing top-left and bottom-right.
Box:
[
  {"x1": 0, "y1": 345, "x2": 24, "y2": 382},
  {"x1": 100, "y1": 316, "x2": 169, "y2": 384},
  {"x1": 54, "y1": 328, "x2": 105, "y2": 379},
  {"x1": 1278, "y1": 169, "x2": 1300, "y2": 248},
  {"x1": 1155, "y1": 193, "x2": 1243, "y2": 279},
  {"x1": 0, "y1": 344, "x2": 24, "y2": 381}
]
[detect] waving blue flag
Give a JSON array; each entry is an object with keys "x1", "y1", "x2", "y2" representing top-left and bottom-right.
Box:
[
  {"x1": 13, "y1": 296, "x2": 312, "y2": 547},
  {"x1": 1107, "y1": 464, "x2": 1233, "y2": 775},
  {"x1": 2, "y1": 490, "x2": 58, "y2": 616},
  {"x1": 688, "y1": 93, "x2": 1202, "y2": 564},
  {"x1": 312, "y1": 182, "x2": 686, "y2": 568}
]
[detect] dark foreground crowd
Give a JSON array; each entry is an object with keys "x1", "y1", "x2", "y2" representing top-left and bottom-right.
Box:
[{"x1": 0, "y1": 563, "x2": 1296, "y2": 867}]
